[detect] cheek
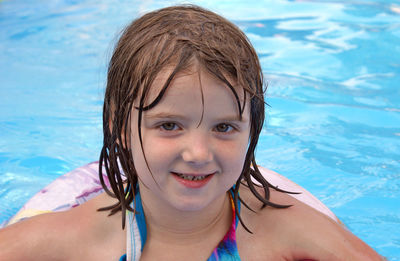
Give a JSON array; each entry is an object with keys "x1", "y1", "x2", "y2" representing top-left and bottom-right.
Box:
[
  {"x1": 134, "y1": 135, "x2": 177, "y2": 170},
  {"x1": 143, "y1": 135, "x2": 177, "y2": 155},
  {"x1": 216, "y1": 137, "x2": 248, "y2": 170}
]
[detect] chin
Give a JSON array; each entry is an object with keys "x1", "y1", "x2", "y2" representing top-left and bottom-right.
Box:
[{"x1": 169, "y1": 196, "x2": 213, "y2": 212}]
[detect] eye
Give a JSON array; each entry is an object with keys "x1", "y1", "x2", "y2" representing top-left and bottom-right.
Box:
[
  {"x1": 215, "y1": 123, "x2": 234, "y2": 133},
  {"x1": 160, "y1": 122, "x2": 179, "y2": 131}
]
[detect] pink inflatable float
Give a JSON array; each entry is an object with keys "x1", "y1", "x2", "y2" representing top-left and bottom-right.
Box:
[{"x1": 4, "y1": 162, "x2": 338, "y2": 226}]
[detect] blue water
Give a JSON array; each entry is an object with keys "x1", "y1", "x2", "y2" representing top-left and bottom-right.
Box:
[{"x1": 1, "y1": 0, "x2": 399, "y2": 259}]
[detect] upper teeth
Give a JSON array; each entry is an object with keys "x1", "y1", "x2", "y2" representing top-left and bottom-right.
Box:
[{"x1": 177, "y1": 173, "x2": 207, "y2": 181}]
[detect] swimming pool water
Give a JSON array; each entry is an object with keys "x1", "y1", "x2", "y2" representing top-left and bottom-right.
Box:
[{"x1": 1, "y1": 0, "x2": 399, "y2": 259}]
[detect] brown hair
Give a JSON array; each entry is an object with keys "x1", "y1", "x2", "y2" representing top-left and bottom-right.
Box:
[{"x1": 99, "y1": 4, "x2": 291, "y2": 232}]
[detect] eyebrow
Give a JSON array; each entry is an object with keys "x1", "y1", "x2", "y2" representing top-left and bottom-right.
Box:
[
  {"x1": 144, "y1": 112, "x2": 188, "y2": 121},
  {"x1": 144, "y1": 112, "x2": 249, "y2": 122}
]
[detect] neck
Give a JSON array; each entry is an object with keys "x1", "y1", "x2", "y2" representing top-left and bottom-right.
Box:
[{"x1": 137, "y1": 183, "x2": 232, "y2": 245}]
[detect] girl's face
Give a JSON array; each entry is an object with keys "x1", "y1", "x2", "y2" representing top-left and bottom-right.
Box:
[{"x1": 130, "y1": 65, "x2": 250, "y2": 212}]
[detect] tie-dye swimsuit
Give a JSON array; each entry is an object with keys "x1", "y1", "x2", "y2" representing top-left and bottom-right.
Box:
[{"x1": 120, "y1": 189, "x2": 241, "y2": 261}]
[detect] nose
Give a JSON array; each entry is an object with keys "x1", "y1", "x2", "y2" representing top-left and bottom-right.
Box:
[{"x1": 181, "y1": 131, "x2": 213, "y2": 166}]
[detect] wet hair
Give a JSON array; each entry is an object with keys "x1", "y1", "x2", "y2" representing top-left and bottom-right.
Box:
[{"x1": 99, "y1": 4, "x2": 292, "y2": 232}]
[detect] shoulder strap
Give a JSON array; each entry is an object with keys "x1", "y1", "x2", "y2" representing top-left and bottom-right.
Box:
[{"x1": 126, "y1": 209, "x2": 142, "y2": 261}]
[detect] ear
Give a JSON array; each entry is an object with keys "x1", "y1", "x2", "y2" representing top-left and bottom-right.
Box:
[
  {"x1": 119, "y1": 115, "x2": 132, "y2": 150},
  {"x1": 107, "y1": 101, "x2": 131, "y2": 150}
]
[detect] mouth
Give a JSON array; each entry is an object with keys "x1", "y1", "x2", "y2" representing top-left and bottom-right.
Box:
[
  {"x1": 173, "y1": 173, "x2": 212, "y2": 181},
  {"x1": 171, "y1": 171, "x2": 215, "y2": 188}
]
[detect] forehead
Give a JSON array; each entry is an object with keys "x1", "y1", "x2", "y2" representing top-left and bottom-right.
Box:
[
  {"x1": 145, "y1": 64, "x2": 246, "y2": 109},
  {"x1": 142, "y1": 65, "x2": 251, "y2": 126}
]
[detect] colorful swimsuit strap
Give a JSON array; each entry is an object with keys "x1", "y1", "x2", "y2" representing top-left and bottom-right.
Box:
[
  {"x1": 122, "y1": 188, "x2": 241, "y2": 261},
  {"x1": 207, "y1": 188, "x2": 241, "y2": 261}
]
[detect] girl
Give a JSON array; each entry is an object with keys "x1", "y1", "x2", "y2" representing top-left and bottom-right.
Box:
[{"x1": 0, "y1": 5, "x2": 383, "y2": 261}]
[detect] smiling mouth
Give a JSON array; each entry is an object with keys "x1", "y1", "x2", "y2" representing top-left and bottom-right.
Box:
[{"x1": 172, "y1": 172, "x2": 212, "y2": 181}]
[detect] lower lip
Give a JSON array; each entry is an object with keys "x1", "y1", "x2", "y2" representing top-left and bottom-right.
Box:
[{"x1": 172, "y1": 173, "x2": 214, "y2": 189}]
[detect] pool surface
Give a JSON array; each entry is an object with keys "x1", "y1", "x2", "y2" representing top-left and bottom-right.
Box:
[{"x1": 1, "y1": 0, "x2": 399, "y2": 259}]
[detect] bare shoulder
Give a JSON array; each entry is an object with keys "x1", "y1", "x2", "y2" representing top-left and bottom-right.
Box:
[
  {"x1": 0, "y1": 192, "x2": 125, "y2": 261},
  {"x1": 236, "y1": 185, "x2": 384, "y2": 261},
  {"x1": 0, "y1": 207, "x2": 78, "y2": 260}
]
